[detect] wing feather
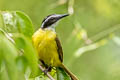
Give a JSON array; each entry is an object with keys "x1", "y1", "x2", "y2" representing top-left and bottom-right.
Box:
[{"x1": 55, "y1": 37, "x2": 63, "y2": 62}]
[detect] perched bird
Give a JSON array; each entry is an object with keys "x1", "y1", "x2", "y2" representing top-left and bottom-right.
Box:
[{"x1": 32, "y1": 14, "x2": 78, "y2": 80}]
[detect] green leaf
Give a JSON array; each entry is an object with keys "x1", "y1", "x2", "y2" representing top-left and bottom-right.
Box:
[
  {"x1": 0, "y1": 11, "x2": 34, "y2": 38},
  {"x1": 15, "y1": 11, "x2": 34, "y2": 38},
  {"x1": 14, "y1": 34, "x2": 39, "y2": 77},
  {"x1": 57, "y1": 67, "x2": 71, "y2": 80},
  {"x1": 1, "y1": 11, "x2": 18, "y2": 33},
  {"x1": 0, "y1": 63, "x2": 9, "y2": 80},
  {"x1": 0, "y1": 13, "x2": 4, "y2": 29},
  {"x1": 0, "y1": 11, "x2": 39, "y2": 78},
  {"x1": 16, "y1": 56, "x2": 28, "y2": 72},
  {"x1": 0, "y1": 33, "x2": 25, "y2": 80}
]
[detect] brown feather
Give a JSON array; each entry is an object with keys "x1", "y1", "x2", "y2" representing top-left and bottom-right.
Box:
[{"x1": 55, "y1": 37, "x2": 63, "y2": 62}]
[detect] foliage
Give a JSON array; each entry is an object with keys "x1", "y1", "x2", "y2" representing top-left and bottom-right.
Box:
[
  {"x1": 0, "y1": 11, "x2": 72, "y2": 80},
  {"x1": 0, "y1": 0, "x2": 120, "y2": 80}
]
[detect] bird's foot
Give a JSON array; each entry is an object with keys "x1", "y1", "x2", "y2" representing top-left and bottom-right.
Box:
[
  {"x1": 43, "y1": 66, "x2": 51, "y2": 74},
  {"x1": 43, "y1": 69, "x2": 48, "y2": 74}
]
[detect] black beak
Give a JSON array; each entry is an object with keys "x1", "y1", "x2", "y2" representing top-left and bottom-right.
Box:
[{"x1": 58, "y1": 14, "x2": 69, "y2": 20}]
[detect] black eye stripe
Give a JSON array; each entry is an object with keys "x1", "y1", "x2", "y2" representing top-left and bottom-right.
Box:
[
  {"x1": 49, "y1": 17, "x2": 56, "y2": 21},
  {"x1": 41, "y1": 15, "x2": 58, "y2": 28},
  {"x1": 43, "y1": 19, "x2": 56, "y2": 28}
]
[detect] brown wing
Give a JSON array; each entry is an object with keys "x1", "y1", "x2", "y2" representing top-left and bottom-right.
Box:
[{"x1": 55, "y1": 37, "x2": 63, "y2": 62}]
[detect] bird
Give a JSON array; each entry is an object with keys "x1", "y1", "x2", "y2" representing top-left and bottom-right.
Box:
[{"x1": 32, "y1": 14, "x2": 78, "y2": 80}]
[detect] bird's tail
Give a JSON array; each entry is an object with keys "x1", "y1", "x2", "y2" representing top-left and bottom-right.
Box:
[{"x1": 60, "y1": 63, "x2": 79, "y2": 80}]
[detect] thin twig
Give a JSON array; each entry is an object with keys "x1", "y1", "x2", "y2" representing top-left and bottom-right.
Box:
[
  {"x1": 38, "y1": 64, "x2": 55, "y2": 80},
  {"x1": 68, "y1": 0, "x2": 74, "y2": 15},
  {"x1": 90, "y1": 24, "x2": 120, "y2": 42}
]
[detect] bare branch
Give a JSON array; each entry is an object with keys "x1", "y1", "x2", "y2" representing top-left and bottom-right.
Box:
[{"x1": 38, "y1": 64, "x2": 55, "y2": 80}]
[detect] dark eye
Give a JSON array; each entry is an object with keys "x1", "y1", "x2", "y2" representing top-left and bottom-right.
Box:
[{"x1": 50, "y1": 18, "x2": 56, "y2": 22}]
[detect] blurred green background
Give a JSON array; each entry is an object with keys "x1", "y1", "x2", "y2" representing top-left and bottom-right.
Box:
[{"x1": 0, "y1": 0, "x2": 120, "y2": 80}]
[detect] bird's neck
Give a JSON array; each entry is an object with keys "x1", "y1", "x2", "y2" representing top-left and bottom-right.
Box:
[
  {"x1": 41, "y1": 22, "x2": 57, "y2": 32},
  {"x1": 42, "y1": 24, "x2": 56, "y2": 32},
  {"x1": 45, "y1": 27, "x2": 55, "y2": 32}
]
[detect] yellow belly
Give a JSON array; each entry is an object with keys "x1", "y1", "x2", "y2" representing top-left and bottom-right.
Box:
[{"x1": 32, "y1": 29, "x2": 61, "y2": 67}]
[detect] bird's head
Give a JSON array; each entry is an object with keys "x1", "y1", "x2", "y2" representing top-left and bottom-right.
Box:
[{"x1": 41, "y1": 14, "x2": 69, "y2": 30}]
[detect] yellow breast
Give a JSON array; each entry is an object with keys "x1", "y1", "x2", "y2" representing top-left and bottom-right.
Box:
[{"x1": 32, "y1": 29, "x2": 61, "y2": 67}]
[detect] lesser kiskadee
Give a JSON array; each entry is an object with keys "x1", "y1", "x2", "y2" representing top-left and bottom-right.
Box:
[{"x1": 32, "y1": 14, "x2": 78, "y2": 80}]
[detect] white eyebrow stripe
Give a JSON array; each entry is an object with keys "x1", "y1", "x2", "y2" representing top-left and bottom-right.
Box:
[
  {"x1": 41, "y1": 15, "x2": 53, "y2": 27},
  {"x1": 41, "y1": 14, "x2": 60, "y2": 28},
  {"x1": 44, "y1": 15, "x2": 59, "y2": 22}
]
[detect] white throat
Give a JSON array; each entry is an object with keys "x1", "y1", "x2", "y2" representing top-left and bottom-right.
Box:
[
  {"x1": 45, "y1": 24, "x2": 56, "y2": 32},
  {"x1": 46, "y1": 26, "x2": 55, "y2": 32},
  {"x1": 43, "y1": 21, "x2": 58, "y2": 32}
]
